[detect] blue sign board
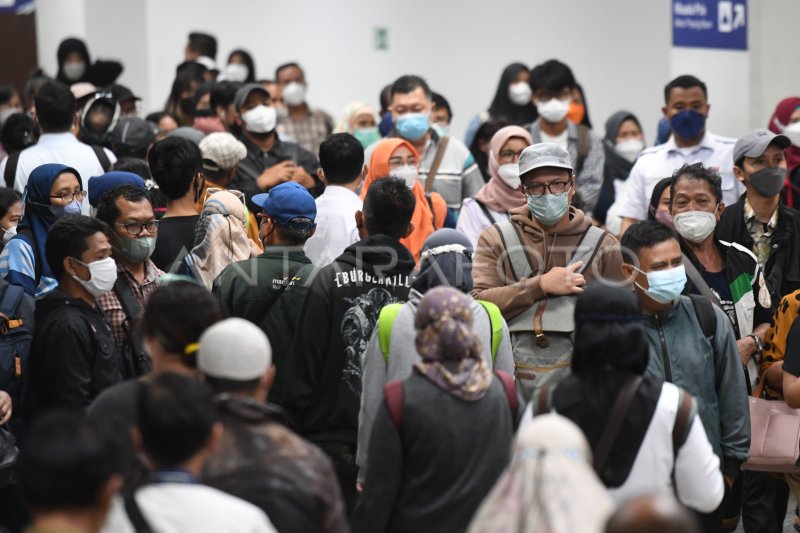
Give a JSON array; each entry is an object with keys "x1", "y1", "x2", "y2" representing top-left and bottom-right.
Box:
[
  {"x1": 672, "y1": 0, "x2": 747, "y2": 50},
  {"x1": 0, "y1": 0, "x2": 35, "y2": 14}
]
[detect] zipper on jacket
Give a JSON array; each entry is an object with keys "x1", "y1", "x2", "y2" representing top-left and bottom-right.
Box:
[{"x1": 655, "y1": 314, "x2": 672, "y2": 382}]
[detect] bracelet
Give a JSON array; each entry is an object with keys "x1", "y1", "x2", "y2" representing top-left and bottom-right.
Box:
[{"x1": 748, "y1": 334, "x2": 763, "y2": 356}]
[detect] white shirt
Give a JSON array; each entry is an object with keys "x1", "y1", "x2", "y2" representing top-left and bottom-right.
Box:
[
  {"x1": 540, "y1": 128, "x2": 569, "y2": 151},
  {"x1": 304, "y1": 185, "x2": 362, "y2": 267},
  {"x1": 102, "y1": 482, "x2": 276, "y2": 533},
  {"x1": 456, "y1": 197, "x2": 509, "y2": 248},
  {"x1": 10, "y1": 132, "x2": 116, "y2": 214},
  {"x1": 616, "y1": 132, "x2": 743, "y2": 221}
]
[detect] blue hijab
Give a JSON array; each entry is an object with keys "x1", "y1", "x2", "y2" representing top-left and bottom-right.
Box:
[{"x1": 16, "y1": 163, "x2": 82, "y2": 282}]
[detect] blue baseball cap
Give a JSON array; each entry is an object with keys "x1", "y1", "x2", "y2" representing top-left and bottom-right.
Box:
[
  {"x1": 251, "y1": 182, "x2": 316, "y2": 228},
  {"x1": 88, "y1": 171, "x2": 147, "y2": 207}
]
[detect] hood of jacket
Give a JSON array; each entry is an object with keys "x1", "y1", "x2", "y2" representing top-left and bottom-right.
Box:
[
  {"x1": 508, "y1": 205, "x2": 593, "y2": 243},
  {"x1": 337, "y1": 234, "x2": 416, "y2": 275}
]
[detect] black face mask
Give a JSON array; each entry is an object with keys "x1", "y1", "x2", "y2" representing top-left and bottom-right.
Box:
[{"x1": 748, "y1": 167, "x2": 786, "y2": 197}]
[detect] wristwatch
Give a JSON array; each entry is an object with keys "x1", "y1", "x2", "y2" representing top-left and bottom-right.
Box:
[{"x1": 748, "y1": 334, "x2": 763, "y2": 358}]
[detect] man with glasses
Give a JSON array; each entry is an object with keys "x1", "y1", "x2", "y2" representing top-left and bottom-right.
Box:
[
  {"x1": 95, "y1": 184, "x2": 163, "y2": 378},
  {"x1": 472, "y1": 143, "x2": 623, "y2": 400}
]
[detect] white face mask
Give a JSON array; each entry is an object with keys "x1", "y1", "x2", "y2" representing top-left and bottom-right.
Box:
[
  {"x1": 1, "y1": 225, "x2": 16, "y2": 244},
  {"x1": 615, "y1": 138, "x2": 645, "y2": 163},
  {"x1": 783, "y1": 121, "x2": 800, "y2": 148},
  {"x1": 673, "y1": 209, "x2": 717, "y2": 243},
  {"x1": 223, "y1": 63, "x2": 249, "y2": 83},
  {"x1": 393, "y1": 165, "x2": 418, "y2": 189},
  {"x1": 63, "y1": 61, "x2": 86, "y2": 81},
  {"x1": 535, "y1": 97, "x2": 570, "y2": 123},
  {"x1": 72, "y1": 257, "x2": 118, "y2": 297},
  {"x1": 508, "y1": 82, "x2": 532, "y2": 106},
  {"x1": 241, "y1": 105, "x2": 277, "y2": 133},
  {"x1": 497, "y1": 163, "x2": 520, "y2": 189},
  {"x1": 282, "y1": 82, "x2": 306, "y2": 107}
]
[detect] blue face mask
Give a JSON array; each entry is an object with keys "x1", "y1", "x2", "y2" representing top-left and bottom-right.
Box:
[
  {"x1": 396, "y1": 112, "x2": 430, "y2": 142},
  {"x1": 353, "y1": 127, "x2": 381, "y2": 148},
  {"x1": 669, "y1": 110, "x2": 706, "y2": 140},
  {"x1": 527, "y1": 192, "x2": 569, "y2": 226},
  {"x1": 49, "y1": 200, "x2": 82, "y2": 218},
  {"x1": 634, "y1": 264, "x2": 687, "y2": 304}
]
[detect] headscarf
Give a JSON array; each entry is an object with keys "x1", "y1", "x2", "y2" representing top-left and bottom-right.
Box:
[
  {"x1": 552, "y1": 283, "x2": 662, "y2": 488},
  {"x1": 768, "y1": 97, "x2": 800, "y2": 206},
  {"x1": 56, "y1": 38, "x2": 91, "y2": 84},
  {"x1": 360, "y1": 138, "x2": 438, "y2": 260},
  {"x1": 487, "y1": 63, "x2": 538, "y2": 127},
  {"x1": 412, "y1": 229, "x2": 473, "y2": 294},
  {"x1": 473, "y1": 126, "x2": 532, "y2": 212},
  {"x1": 602, "y1": 111, "x2": 641, "y2": 184},
  {"x1": 186, "y1": 190, "x2": 251, "y2": 289},
  {"x1": 413, "y1": 287, "x2": 492, "y2": 400},
  {"x1": 334, "y1": 101, "x2": 377, "y2": 133},
  {"x1": 467, "y1": 414, "x2": 615, "y2": 533},
  {"x1": 17, "y1": 163, "x2": 82, "y2": 282}
]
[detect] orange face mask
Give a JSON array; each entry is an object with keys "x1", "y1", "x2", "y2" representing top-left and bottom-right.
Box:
[{"x1": 567, "y1": 101, "x2": 586, "y2": 125}]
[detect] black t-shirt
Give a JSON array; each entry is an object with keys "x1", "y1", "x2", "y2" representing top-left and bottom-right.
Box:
[
  {"x1": 697, "y1": 269, "x2": 739, "y2": 337},
  {"x1": 151, "y1": 215, "x2": 199, "y2": 273},
  {"x1": 781, "y1": 319, "x2": 800, "y2": 377}
]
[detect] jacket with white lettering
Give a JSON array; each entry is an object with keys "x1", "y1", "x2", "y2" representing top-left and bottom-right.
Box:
[{"x1": 283, "y1": 234, "x2": 415, "y2": 446}]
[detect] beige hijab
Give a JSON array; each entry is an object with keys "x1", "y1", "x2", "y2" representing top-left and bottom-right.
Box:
[{"x1": 186, "y1": 190, "x2": 251, "y2": 289}]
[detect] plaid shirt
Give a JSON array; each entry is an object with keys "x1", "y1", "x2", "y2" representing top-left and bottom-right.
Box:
[
  {"x1": 276, "y1": 107, "x2": 333, "y2": 154},
  {"x1": 744, "y1": 200, "x2": 778, "y2": 267},
  {"x1": 97, "y1": 260, "x2": 163, "y2": 352}
]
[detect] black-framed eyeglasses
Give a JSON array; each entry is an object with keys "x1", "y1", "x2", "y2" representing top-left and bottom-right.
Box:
[
  {"x1": 523, "y1": 181, "x2": 571, "y2": 197},
  {"x1": 115, "y1": 220, "x2": 159, "y2": 236},
  {"x1": 50, "y1": 190, "x2": 86, "y2": 203}
]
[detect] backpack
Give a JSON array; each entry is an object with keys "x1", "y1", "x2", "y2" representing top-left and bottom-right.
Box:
[
  {"x1": 0, "y1": 280, "x2": 34, "y2": 433},
  {"x1": 377, "y1": 299, "x2": 504, "y2": 363},
  {"x1": 111, "y1": 277, "x2": 152, "y2": 380},
  {"x1": 4, "y1": 145, "x2": 110, "y2": 190}
]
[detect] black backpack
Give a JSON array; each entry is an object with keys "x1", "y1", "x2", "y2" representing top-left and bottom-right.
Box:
[
  {"x1": 0, "y1": 280, "x2": 34, "y2": 435},
  {"x1": 111, "y1": 277, "x2": 151, "y2": 380}
]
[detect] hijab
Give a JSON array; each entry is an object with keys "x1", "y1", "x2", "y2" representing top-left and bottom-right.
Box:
[
  {"x1": 467, "y1": 414, "x2": 615, "y2": 533},
  {"x1": 473, "y1": 126, "x2": 531, "y2": 213},
  {"x1": 648, "y1": 177, "x2": 675, "y2": 229},
  {"x1": 487, "y1": 63, "x2": 537, "y2": 126},
  {"x1": 17, "y1": 163, "x2": 82, "y2": 282},
  {"x1": 360, "y1": 138, "x2": 436, "y2": 260},
  {"x1": 413, "y1": 287, "x2": 492, "y2": 400},
  {"x1": 56, "y1": 38, "x2": 91, "y2": 84},
  {"x1": 603, "y1": 111, "x2": 641, "y2": 183},
  {"x1": 334, "y1": 101, "x2": 377, "y2": 133},
  {"x1": 412, "y1": 229, "x2": 473, "y2": 294},
  {"x1": 186, "y1": 190, "x2": 251, "y2": 289},
  {"x1": 768, "y1": 97, "x2": 800, "y2": 172}
]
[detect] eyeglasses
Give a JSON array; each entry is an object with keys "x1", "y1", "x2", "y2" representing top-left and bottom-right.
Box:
[
  {"x1": 115, "y1": 220, "x2": 159, "y2": 236},
  {"x1": 498, "y1": 149, "x2": 525, "y2": 162},
  {"x1": 50, "y1": 190, "x2": 86, "y2": 203},
  {"x1": 522, "y1": 181, "x2": 571, "y2": 197}
]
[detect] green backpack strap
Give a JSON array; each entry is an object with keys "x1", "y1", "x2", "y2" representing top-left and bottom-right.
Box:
[
  {"x1": 477, "y1": 300, "x2": 503, "y2": 364},
  {"x1": 378, "y1": 303, "x2": 404, "y2": 362}
]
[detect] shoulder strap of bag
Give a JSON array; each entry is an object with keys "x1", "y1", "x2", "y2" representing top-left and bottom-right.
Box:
[
  {"x1": 425, "y1": 193, "x2": 438, "y2": 230},
  {"x1": 672, "y1": 389, "x2": 695, "y2": 457},
  {"x1": 425, "y1": 136, "x2": 449, "y2": 194},
  {"x1": 4, "y1": 152, "x2": 20, "y2": 189},
  {"x1": 537, "y1": 384, "x2": 550, "y2": 414},
  {"x1": 0, "y1": 284, "x2": 24, "y2": 317},
  {"x1": 495, "y1": 220, "x2": 532, "y2": 281},
  {"x1": 683, "y1": 254, "x2": 722, "y2": 307},
  {"x1": 473, "y1": 199, "x2": 496, "y2": 223},
  {"x1": 569, "y1": 225, "x2": 607, "y2": 272},
  {"x1": 494, "y1": 370, "x2": 518, "y2": 422},
  {"x1": 259, "y1": 263, "x2": 303, "y2": 319},
  {"x1": 378, "y1": 303, "x2": 404, "y2": 361},
  {"x1": 91, "y1": 145, "x2": 112, "y2": 172},
  {"x1": 124, "y1": 491, "x2": 155, "y2": 533},
  {"x1": 593, "y1": 374, "x2": 643, "y2": 475},
  {"x1": 113, "y1": 275, "x2": 143, "y2": 321},
  {"x1": 384, "y1": 380, "x2": 404, "y2": 428},
  {"x1": 689, "y1": 293, "x2": 716, "y2": 340},
  {"x1": 477, "y1": 300, "x2": 503, "y2": 363},
  {"x1": 575, "y1": 125, "x2": 591, "y2": 176}
]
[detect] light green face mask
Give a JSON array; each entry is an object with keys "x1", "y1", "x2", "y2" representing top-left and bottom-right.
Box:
[
  {"x1": 117, "y1": 236, "x2": 156, "y2": 263},
  {"x1": 353, "y1": 127, "x2": 381, "y2": 148},
  {"x1": 527, "y1": 192, "x2": 569, "y2": 226}
]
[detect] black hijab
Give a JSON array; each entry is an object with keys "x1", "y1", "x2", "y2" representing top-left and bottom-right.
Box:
[
  {"x1": 487, "y1": 63, "x2": 537, "y2": 127},
  {"x1": 603, "y1": 111, "x2": 641, "y2": 184},
  {"x1": 411, "y1": 229, "x2": 473, "y2": 294},
  {"x1": 552, "y1": 283, "x2": 663, "y2": 488},
  {"x1": 56, "y1": 38, "x2": 122, "y2": 87}
]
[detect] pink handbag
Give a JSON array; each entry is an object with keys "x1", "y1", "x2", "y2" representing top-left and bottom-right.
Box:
[{"x1": 742, "y1": 379, "x2": 800, "y2": 473}]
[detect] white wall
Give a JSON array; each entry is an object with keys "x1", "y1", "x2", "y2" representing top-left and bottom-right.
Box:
[{"x1": 33, "y1": 0, "x2": 800, "y2": 143}]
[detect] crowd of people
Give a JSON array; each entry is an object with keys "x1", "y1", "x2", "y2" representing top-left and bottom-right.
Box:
[{"x1": 1, "y1": 30, "x2": 800, "y2": 533}]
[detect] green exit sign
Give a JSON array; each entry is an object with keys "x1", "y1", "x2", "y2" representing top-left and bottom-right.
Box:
[{"x1": 374, "y1": 27, "x2": 388, "y2": 50}]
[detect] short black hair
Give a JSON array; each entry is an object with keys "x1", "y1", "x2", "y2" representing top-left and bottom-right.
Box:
[
  {"x1": 148, "y1": 137, "x2": 202, "y2": 200},
  {"x1": 274, "y1": 221, "x2": 314, "y2": 246},
  {"x1": 529, "y1": 59, "x2": 576, "y2": 94},
  {"x1": 0, "y1": 187, "x2": 21, "y2": 219},
  {"x1": 670, "y1": 162, "x2": 722, "y2": 204},
  {"x1": 46, "y1": 215, "x2": 110, "y2": 280},
  {"x1": 0, "y1": 112, "x2": 37, "y2": 153},
  {"x1": 275, "y1": 62, "x2": 302, "y2": 81},
  {"x1": 34, "y1": 81, "x2": 75, "y2": 132},
  {"x1": 188, "y1": 32, "x2": 217, "y2": 59},
  {"x1": 210, "y1": 81, "x2": 241, "y2": 112},
  {"x1": 391, "y1": 75, "x2": 432, "y2": 100},
  {"x1": 204, "y1": 375, "x2": 261, "y2": 395},
  {"x1": 319, "y1": 133, "x2": 364, "y2": 185},
  {"x1": 431, "y1": 92, "x2": 452, "y2": 121},
  {"x1": 620, "y1": 220, "x2": 678, "y2": 265},
  {"x1": 664, "y1": 75, "x2": 708, "y2": 105},
  {"x1": 138, "y1": 373, "x2": 217, "y2": 467},
  {"x1": 0, "y1": 84, "x2": 17, "y2": 106},
  {"x1": 112, "y1": 157, "x2": 152, "y2": 181},
  {"x1": 363, "y1": 177, "x2": 416, "y2": 239},
  {"x1": 19, "y1": 410, "x2": 122, "y2": 511},
  {"x1": 95, "y1": 185, "x2": 152, "y2": 227}
]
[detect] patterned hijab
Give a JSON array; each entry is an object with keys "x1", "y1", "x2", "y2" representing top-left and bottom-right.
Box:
[{"x1": 413, "y1": 287, "x2": 492, "y2": 400}]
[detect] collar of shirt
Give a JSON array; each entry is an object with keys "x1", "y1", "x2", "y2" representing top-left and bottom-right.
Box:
[
  {"x1": 320, "y1": 184, "x2": 360, "y2": 202},
  {"x1": 149, "y1": 469, "x2": 200, "y2": 485},
  {"x1": 35, "y1": 132, "x2": 80, "y2": 146},
  {"x1": 664, "y1": 131, "x2": 715, "y2": 156},
  {"x1": 241, "y1": 132, "x2": 288, "y2": 159},
  {"x1": 744, "y1": 199, "x2": 779, "y2": 232},
  {"x1": 118, "y1": 259, "x2": 161, "y2": 285}
]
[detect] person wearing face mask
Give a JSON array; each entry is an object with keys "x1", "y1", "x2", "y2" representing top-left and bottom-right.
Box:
[
  {"x1": 0, "y1": 188, "x2": 21, "y2": 254},
  {"x1": 222, "y1": 49, "x2": 256, "y2": 84},
  {"x1": 472, "y1": 143, "x2": 624, "y2": 401},
  {"x1": 233, "y1": 83, "x2": 321, "y2": 210},
  {"x1": 0, "y1": 163, "x2": 84, "y2": 297},
  {"x1": 55, "y1": 37, "x2": 123, "y2": 88},
  {"x1": 333, "y1": 101, "x2": 381, "y2": 149},
  {"x1": 463, "y1": 63, "x2": 538, "y2": 148},
  {"x1": 767, "y1": 97, "x2": 800, "y2": 208},
  {"x1": 430, "y1": 92, "x2": 452, "y2": 138},
  {"x1": 28, "y1": 214, "x2": 122, "y2": 414},
  {"x1": 360, "y1": 138, "x2": 449, "y2": 261},
  {"x1": 457, "y1": 126, "x2": 532, "y2": 247},
  {"x1": 647, "y1": 177, "x2": 675, "y2": 229},
  {"x1": 528, "y1": 60, "x2": 604, "y2": 216},
  {"x1": 620, "y1": 221, "x2": 750, "y2": 532},
  {"x1": 618, "y1": 75, "x2": 742, "y2": 236},
  {"x1": 368, "y1": 75, "x2": 483, "y2": 213},
  {"x1": 596, "y1": 111, "x2": 645, "y2": 230},
  {"x1": 274, "y1": 63, "x2": 334, "y2": 154}
]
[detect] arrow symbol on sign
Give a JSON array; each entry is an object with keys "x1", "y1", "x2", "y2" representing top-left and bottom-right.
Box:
[{"x1": 734, "y1": 4, "x2": 745, "y2": 29}]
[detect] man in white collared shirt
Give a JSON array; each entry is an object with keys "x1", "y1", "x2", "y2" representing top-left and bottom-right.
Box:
[
  {"x1": 618, "y1": 75, "x2": 743, "y2": 235},
  {"x1": 4, "y1": 82, "x2": 115, "y2": 214},
  {"x1": 304, "y1": 133, "x2": 364, "y2": 267}
]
